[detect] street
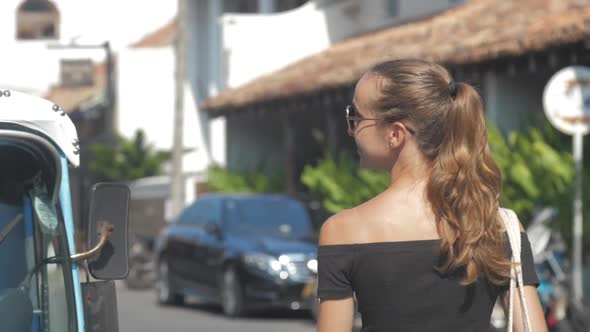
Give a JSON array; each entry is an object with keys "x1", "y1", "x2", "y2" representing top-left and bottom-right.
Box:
[{"x1": 116, "y1": 282, "x2": 318, "y2": 332}]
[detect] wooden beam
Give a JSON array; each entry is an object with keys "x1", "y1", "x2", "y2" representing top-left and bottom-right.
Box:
[
  {"x1": 528, "y1": 54, "x2": 537, "y2": 73},
  {"x1": 325, "y1": 90, "x2": 342, "y2": 154}
]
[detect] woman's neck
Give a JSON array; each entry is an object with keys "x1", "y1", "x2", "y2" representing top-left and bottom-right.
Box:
[{"x1": 389, "y1": 153, "x2": 430, "y2": 191}]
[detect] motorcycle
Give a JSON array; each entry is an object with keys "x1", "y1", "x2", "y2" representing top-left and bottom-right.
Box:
[{"x1": 490, "y1": 207, "x2": 585, "y2": 331}]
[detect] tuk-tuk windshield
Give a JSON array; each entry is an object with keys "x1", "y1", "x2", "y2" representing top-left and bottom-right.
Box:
[{"x1": 0, "y1": 144, "x2": 75, "y2": 332}]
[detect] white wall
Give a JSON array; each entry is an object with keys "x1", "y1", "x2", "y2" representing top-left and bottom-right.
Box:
[
  {"x1": 0, "y1": 0, "x2": 176, "y2": 94},
  {"x1": 221, "y1": 2, "x2": 330, "y2": 88},
  {"x1": 222, "y1": 0, "x2": 464, "y2": 88},
  {"x1": 116, "y1": 48, "x2": 209, "y2": 174}
]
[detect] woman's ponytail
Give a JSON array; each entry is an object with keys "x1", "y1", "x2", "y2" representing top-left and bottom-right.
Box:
[{"x1": 427, "y1": 82, "x2": 511, "y2": 285}]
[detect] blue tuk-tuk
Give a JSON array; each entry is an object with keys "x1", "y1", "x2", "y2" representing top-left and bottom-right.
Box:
[{"x1": 0, "y1": 89, "x2": 129, "y2": 332}]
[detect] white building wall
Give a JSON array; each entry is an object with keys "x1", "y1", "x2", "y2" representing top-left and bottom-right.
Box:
[
  {"x1": 0, "y1": 0, "x2": 176, "y2": 95},
  {"x1": 222, "y1": 0, "x2": 464, "y2": 88},
  {"x1": 116, "y1": 48, "x2": 209, "y2": 175}
]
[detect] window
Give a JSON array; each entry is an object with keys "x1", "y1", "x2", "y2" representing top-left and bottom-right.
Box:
[
  {"x1": 225, "y1": 197, "x2": 313, "y2": 237},
  {"x1": 387, "y1": 0, "x2": 399, "y2": 17},
  {"x1": 0, "y1": 195, "x2": 76, "y2": 331},
  {"x1": 178, "y1": 198, "x2": 221, "y2": 227},
  {"x1": 35, "y1": 217, "x2": 75, "y2": 332},
  {"x1": 16, "y1": 0, "x2": 60, "y2": 40},
  {"x1": 203, "y1": 199, "x2": 222, "y2": 225}
]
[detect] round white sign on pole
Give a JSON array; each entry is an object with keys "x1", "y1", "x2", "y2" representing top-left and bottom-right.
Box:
[
  {"x1": 544, "y1": 65, "x2": 589, "y2": 304},
  {"x1": 543, "y1": 66, "x2": 590, "y2": 136}
]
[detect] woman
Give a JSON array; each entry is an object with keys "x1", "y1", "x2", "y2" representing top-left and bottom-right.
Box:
[{"x1": 317, "y1": 59, "x2": 547, "y2": 332}]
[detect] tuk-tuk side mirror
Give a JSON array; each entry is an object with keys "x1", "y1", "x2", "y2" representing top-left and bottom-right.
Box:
[{"x1": 85, "y1": 183, "x2": 130, "y2": 280}]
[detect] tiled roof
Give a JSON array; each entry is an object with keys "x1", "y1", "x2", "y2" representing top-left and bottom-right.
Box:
[
  {"x1": 201, "y1": 0, "x2": 590, "y2": 111},
  {"x1": 131, "y1": 19, "x2": 176, "y2": 48}
]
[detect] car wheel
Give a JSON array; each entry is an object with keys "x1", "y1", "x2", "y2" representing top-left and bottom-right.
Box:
[
  {"x1": 156, "y1": 258, "x2": 183, "y2": 305},
  {"x1": 220, "y1": 267, "x2": 245, "y2": 317}
]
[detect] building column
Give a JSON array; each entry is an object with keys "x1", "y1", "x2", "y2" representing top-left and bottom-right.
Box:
[
  {"x1": 258, "y1": 0, "x2": 276, "y2": 13},
  {"x1": 208, "y1": 0, "x2": 223, "y2": 95},
  {"x1": 325, "y1": 91, "x2": 343, "y2": 154},
  {"x1": 484, "y1": 70, "x2": 499, "y2": 124},
  {"x1": 207, "y1": 0, "x2": 227, "y2": 167},
  {"x1": 282, "y1": 111, "x2": 296, "y2": 194}
]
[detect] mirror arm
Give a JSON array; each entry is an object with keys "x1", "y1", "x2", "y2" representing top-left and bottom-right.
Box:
[{"x1": 71, "y1": 223, "x2": 114, "y2": 262}]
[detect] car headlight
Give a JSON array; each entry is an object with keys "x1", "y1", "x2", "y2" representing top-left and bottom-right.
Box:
[
  {"x1": 307, "y1": 259, "x2": 318, "y2": 274},
  {"x1": 243, "y1": 253, "x2": 318, "y2": 280},
  {"x1": 243, "y1": 253, "x2": 284, "y2": 278}
]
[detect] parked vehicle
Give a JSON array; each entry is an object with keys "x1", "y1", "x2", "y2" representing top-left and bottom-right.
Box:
[
  {"x1": 490, "y1": 207, "x2": 590, "y2": 332},
  {"x1": 124, "y1": 176, "x2": 171, "y2": 289},
  {"x1": 0, "y1": 90, "x2": 129, "y2": 332},
  {"x1": 125, "y1": 233, "x2": 156, "y2": 289},
  {"x1": 154, "y1": 193, "x2": 318, "y2": 317},
  {"x1": 526, "y1": 207, "x2": 572, "y2": 330}
]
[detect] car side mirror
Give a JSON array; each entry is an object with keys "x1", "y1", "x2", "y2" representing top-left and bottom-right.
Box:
[
  {"x1": 204, "y1": 222, "x2": 223, "y2": 239},
  {"x1": 83, "y1": 183, "x2": 130, "y2": 280}
]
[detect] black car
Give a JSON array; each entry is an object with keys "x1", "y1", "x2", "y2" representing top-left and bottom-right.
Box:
[{"x1": 154, "y1": 193, "x2": 318, "y2": 317}]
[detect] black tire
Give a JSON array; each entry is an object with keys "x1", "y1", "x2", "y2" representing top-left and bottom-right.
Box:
[
  {"x1": 220, "y1": 267, "x2": 245, "y2": 317},
  {"x1": 156, "y1": 258, "x2": 184, "y2": 305}
]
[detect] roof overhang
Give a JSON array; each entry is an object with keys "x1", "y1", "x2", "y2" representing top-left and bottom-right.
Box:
[{"x1": 201, "y1": 0, "x2": 590, "y2": 115}]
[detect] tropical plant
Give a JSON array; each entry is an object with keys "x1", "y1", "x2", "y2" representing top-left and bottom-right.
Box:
[
  {"x1": 488, "y1": 124, "x2": 575, "y2": 223},
  {"x1": 301, "y1": 123, "x2": 576, "y2": 226},
  {"x1": 207, "y1": 165, "x2": 285, "y2": 193},
  {"x1": 300, "y1": 151, "x2": 389, "y2": 214},
  {"x1": 89, "y1": 129, "x2": 171, "y2": 181}
]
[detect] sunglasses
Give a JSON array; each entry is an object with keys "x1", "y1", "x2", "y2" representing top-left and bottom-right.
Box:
[{"x1": 345, "y1": 104, "x2": 416, "y2": 136}]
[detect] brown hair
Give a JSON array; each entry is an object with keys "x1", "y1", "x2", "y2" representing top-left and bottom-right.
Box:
[{"x1": 369, "y1": 59, "x2": 511, "y2": 286}]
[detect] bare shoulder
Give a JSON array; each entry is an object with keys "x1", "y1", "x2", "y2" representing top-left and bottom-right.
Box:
[{"x1": 319, "y1": 209, "x2": 358, "y2": 246}]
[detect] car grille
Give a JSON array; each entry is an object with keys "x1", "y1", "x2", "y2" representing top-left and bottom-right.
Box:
[{"x1": 283, "y1": 254, "x2": 314, "y2": 283}]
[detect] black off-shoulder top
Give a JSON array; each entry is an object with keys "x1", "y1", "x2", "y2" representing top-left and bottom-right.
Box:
[{"x1": 317, "y1": 232, "x2": 539, "y2": 332}]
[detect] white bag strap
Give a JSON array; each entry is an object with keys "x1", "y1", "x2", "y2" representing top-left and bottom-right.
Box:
[{"x1": 499, "y1": 208, "x2": 532, "y2": 332}]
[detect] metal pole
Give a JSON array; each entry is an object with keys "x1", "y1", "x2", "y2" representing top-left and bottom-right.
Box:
[
  {"x1": 103, "y1": 41, "x2": 115, "y2": 140},
  {"x1": 573, "y1": 132, "x2": 584, "y2": 304},
  {"x1": 171, "y1": 0, "x2": 186, "y2": 217}
]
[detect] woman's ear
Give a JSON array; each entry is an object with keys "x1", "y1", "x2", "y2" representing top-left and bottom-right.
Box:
[{"x1": 388, "y1": 122, "x2": 406, "y2": 149}]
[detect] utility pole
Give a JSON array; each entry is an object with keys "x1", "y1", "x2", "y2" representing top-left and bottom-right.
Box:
[
  {"x1": 103, "y1": 41, "x2": 115, "y2": 141},
  {"x1": 171, "y1": 0, "x2": 187, "y2": 217}
]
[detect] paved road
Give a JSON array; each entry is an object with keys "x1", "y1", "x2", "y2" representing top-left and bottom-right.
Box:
[{"x1": 116, "y1": 282, "x2": 318, "y2": 332}]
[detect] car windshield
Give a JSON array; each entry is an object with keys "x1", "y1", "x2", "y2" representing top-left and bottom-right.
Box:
[{"x1": 226, "y1": 197, "x2": 313, "y2": 238}]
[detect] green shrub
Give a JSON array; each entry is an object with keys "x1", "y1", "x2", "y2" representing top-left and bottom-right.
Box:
[
  {"x1": 301, "y1": 123, "x2": 575, "y2": 227},
  {"x1": 488, "y1": 124, "x2": 575, "y2": 223},
  {"x1": 300, "y1": 151, "x2": 389, "y2": 214},
  {"x1": 207, "y1": 165, "x2": 285, "y2": 193},
  {"x1": 90, "y1": 129, "x2": 170, "y2": 181}
]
